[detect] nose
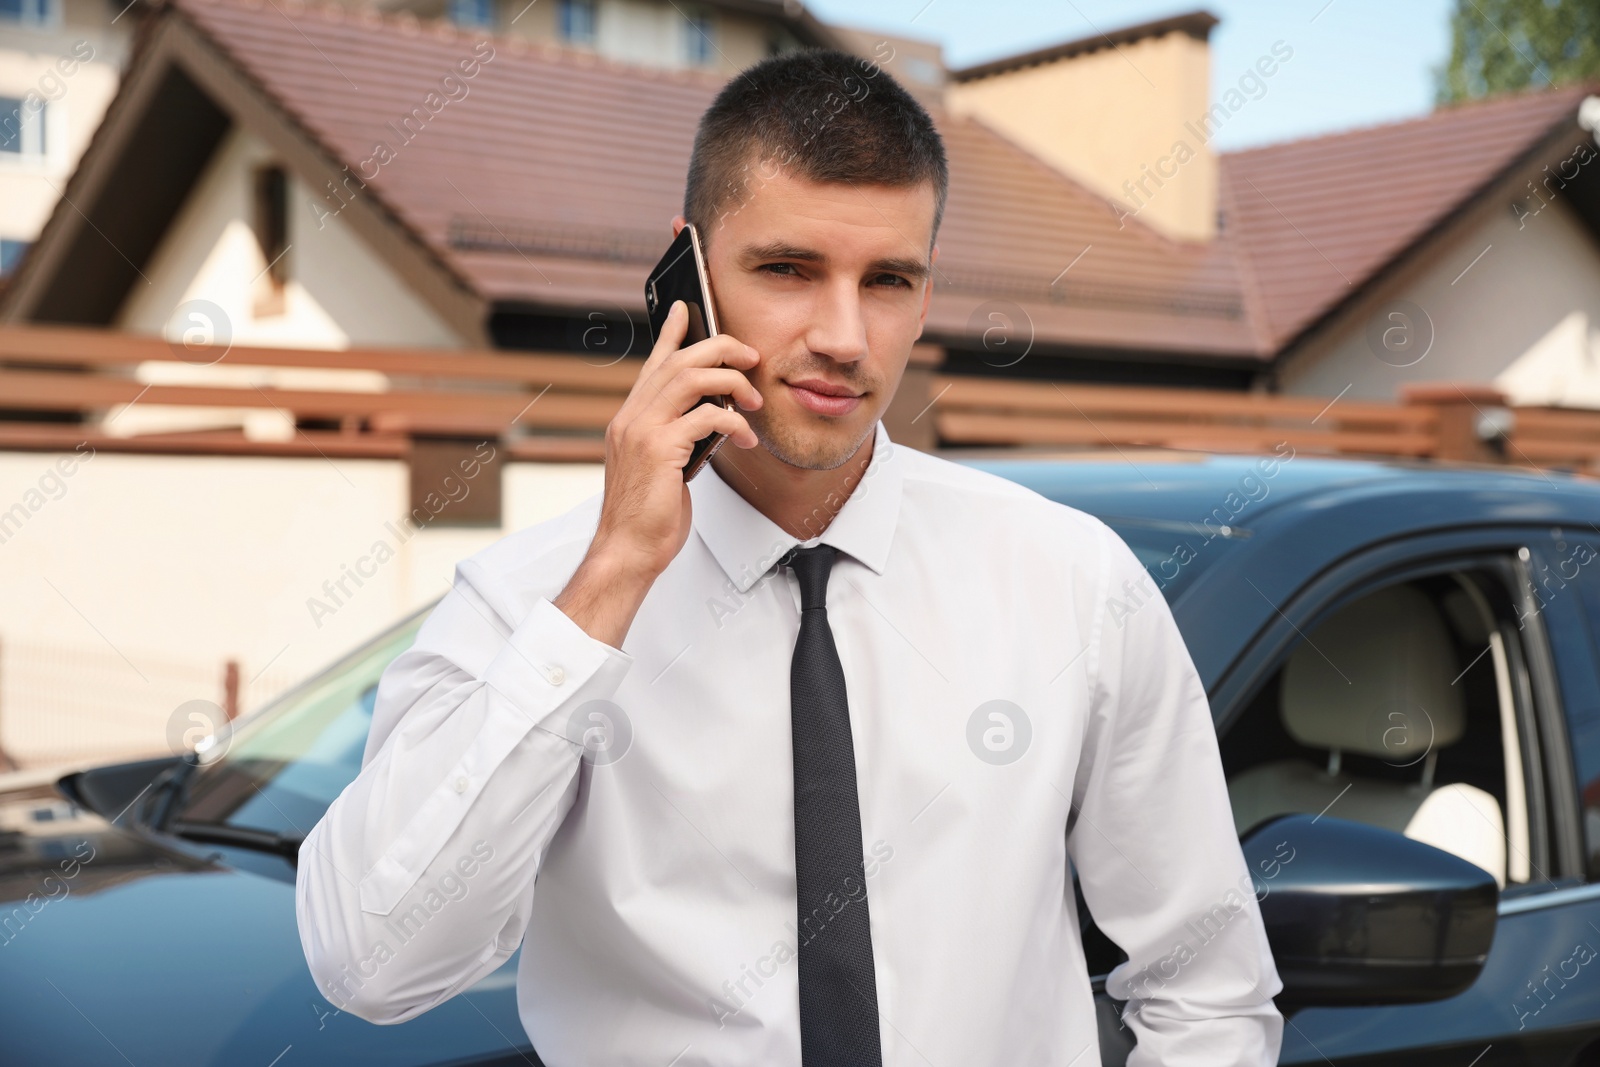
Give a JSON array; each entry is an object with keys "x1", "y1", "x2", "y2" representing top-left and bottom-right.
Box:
[{"x1": 804, "y1": 278, "x2": 871, "y2": 365}]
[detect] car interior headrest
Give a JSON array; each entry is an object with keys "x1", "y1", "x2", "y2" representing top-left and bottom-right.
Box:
[{"x1": 1279, "y1": 583, "x2": 1465, "y2": 759}]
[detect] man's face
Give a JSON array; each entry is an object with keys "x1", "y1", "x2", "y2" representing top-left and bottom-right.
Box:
[{"x1": 673, "y1": 165, "x2": 938, "y2": 472}]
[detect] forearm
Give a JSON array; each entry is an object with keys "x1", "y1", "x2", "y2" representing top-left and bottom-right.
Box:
[
  {"x1": 297, "y1": 576, "x2": 634, "y2": 1023},
  {"x1": 296, "y1": 682, "x2": 583, "y2": 1023},
  {"x1": 552, "y1": 544, "x2": 656, "y2": 650}
]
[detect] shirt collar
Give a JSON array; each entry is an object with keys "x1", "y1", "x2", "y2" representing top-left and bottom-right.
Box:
[{"x1": 689, "y1": 419, "x2": 904, "y2": 594}]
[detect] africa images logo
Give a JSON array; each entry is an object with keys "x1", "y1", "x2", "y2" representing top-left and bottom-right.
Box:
[{"x1": 967, "y1": 699, "x2": 1032, "y2": 765}]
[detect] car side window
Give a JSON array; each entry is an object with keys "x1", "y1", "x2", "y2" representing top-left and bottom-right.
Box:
[{"x1": 1219, "y1": 564, "x2": 1537, "y2": 890}]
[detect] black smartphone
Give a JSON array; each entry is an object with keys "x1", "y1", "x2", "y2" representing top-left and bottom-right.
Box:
[{"x1": 644, "y1": 223, "x2": 734, "y2": 482}]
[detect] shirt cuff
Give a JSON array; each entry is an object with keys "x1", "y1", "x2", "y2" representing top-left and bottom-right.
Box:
[
  {"x1": 482, "y1": 595, "x2": 635, "y2": 736},
  {"x1": 355, "y1": 597, "x2": 633, "y2": 917}
]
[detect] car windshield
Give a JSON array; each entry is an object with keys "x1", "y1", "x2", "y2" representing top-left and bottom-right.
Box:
[{"x1": 173, "y1": 609, "x2": 428, "y2": 839}]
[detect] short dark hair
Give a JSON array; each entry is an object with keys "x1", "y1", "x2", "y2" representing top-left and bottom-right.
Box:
[{"x1": 683, "y1": 48, "x2": 948, "y2": 253}]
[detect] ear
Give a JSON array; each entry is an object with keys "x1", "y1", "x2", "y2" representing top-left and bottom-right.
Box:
[
  {"x1": 916, "y1": 244, "x2": 939, "y2": 337},
  {"x1": 670, "y1": 214, "x2": 688, "y2": 238}
]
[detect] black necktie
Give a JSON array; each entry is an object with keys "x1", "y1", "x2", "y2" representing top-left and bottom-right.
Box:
[{"x1": 782, "y1": 543, "x2": 883, "y2": 1065}]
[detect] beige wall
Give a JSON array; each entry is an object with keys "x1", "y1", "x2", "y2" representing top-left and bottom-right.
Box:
[
  {"x1": 1278, "y1": 192, "x2": 1600, "y2": 409},
  {"x1": 0, "y1": 0, "x2": 129, "y2": 250},
  {"x1": 0, "y1": 448, "x2": 604, "y2": 767},
  {"x1": 948, "y1": 30, "x2": 1217, "y2": 242}
]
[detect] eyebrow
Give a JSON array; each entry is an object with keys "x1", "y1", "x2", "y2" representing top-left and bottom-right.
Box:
[{"x1": 739, "y1": 241, "x2": 931, "y2": 282}]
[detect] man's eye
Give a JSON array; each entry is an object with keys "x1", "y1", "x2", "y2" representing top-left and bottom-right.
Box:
[
  {"x1": 759, "y1": 263, "x2": 799, "y2": 277},
  {"x1": 872, "y1": 274, "x2": 912, "y2": 288}
]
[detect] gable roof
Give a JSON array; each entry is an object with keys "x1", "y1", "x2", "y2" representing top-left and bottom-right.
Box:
[
  {"x1": 4, "y1": 0, "x2": 1596, "y2": 371},
  {"x1": 1221, "y1": 82, "x2": 1596, "y2": 351},
  {"x1": 185, "y1": 0, "x2": 1262, "y2": 358},
  {"x1": 0, "y1": 0, "x2": 1261, "y2": 361}
]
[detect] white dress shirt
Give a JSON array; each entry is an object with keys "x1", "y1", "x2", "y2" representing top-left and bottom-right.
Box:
[{"x1": 296, "y1": 419, "x2": 1284, "y2": 1066}]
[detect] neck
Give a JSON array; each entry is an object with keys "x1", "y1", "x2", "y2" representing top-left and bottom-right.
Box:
[{"x1": 709, "y1": 426, "x2": 876, "y2": 541}]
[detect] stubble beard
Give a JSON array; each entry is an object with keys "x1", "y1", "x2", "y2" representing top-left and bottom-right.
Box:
[{"x1": 746, "y1": 398, "x2": 876, "y2": 471}]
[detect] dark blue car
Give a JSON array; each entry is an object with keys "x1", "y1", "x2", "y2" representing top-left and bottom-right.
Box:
[{"x1": 5, "y1": 452, "x2": 1599, "y2": 1065}]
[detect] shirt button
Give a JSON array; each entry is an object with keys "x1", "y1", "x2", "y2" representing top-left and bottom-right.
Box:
[
  {"x1": 453, "y1": 776, "x2": 468, "y2": 793},
  {"x1": 547, "y1": 665, "x2": 565, "y2": 685}
]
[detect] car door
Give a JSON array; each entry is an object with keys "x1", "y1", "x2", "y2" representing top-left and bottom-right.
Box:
[
  {"x1": 1513, "y1": 529, "x2": 1600, "y2": 1060},
  {"x1": 1085, "y1": 526, "x2": 1600, "y2": 1066},
  {"x1": 1216, "y1": 528, "x2": 1598, "y2": 1066}
]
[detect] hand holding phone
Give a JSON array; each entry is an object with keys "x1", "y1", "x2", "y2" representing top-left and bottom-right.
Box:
[
  {"x1": 555, "y1": 297, "x2": 761, "y2": 646},
  {"x1": 645, "y1": 223, "x2": 737, "y2": 481},
  {"x1": 569, "y1": 228, "x2": 761, "y2": 597}
]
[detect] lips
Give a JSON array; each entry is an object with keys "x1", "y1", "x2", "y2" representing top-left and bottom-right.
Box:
[
  {"x1": 786, "y1": 379, "x2": 864, "y2": 417},
  {"x1": 788, "y1": 378, "x2": 862, "y2": 398}
]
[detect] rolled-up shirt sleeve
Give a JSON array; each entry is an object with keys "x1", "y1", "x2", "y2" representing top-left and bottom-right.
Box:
[
  {"x1": 295, "y1": 555, "x2": 634, "y2": 1024},
  {"x1": 1067, "y1": 522, "x2": 1284, "y2": 1066}
]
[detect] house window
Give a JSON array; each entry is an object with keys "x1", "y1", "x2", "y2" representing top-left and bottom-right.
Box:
[
  {"x1": 558, "y1": 0, "x2": 596, "y2": 45},
  {"x1": 0, "y1": 97, "x2": 46, "y2": 159},
  {"x1": 447, "y1": 0, "x2": 494, "y2": 28},
  {"x1": 682, "y1": 6, "x2": 714, "y2": 66},
  {"x1": 0, "y1": 0, "x2": 55, "y2": 27},
  {"x1": 252, "y1": 165, "x2": 290, "y2": 316},
  {"x1": 0, "y1": 238, "x2": 28, "y2": 274}
]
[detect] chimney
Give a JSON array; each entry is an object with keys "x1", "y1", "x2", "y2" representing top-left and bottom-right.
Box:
[{"x1": 946, "y1": 11, "x2": 1220, "y2": 243}]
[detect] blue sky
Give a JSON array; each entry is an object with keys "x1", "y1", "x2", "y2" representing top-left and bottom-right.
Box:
[{"x1": 805, "y1": 0, "x2": 1457, "y2": 150}]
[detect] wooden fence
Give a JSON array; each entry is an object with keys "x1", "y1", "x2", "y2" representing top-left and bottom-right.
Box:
[
  {"x1": 931, "y1": 376, "x2": 1440, "y2": 458},
  {"x1": 0, "y1": 323, "x2": 633, "y2": 461},
  {"x1": 1, "y1": 324, "x2": 1597, "y2": 474}
]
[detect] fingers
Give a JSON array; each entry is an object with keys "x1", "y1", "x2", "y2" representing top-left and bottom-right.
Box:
[
  {"x1": 645, "y1": 366, "x2": 761, "y2": 423},
  {"x1": 618, "y1": 300, "x2": 762, "y2": 460},
  {"x1": 637, "y1": 312, "x2": 759, "y2": 399},
  {"x1": 640, "y1": 298, "x2": 690, "y2": 377},
  {"x1": 679, "y1": 399, "x2": 758, "y2": 450},
  {"x1": 606, "y1": 395, "x2": 755, "y2": 469}
]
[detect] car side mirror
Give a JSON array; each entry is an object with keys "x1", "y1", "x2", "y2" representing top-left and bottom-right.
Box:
[{"x1": 1241, "y1": 813, "x2": 1498, "y2": 1010}]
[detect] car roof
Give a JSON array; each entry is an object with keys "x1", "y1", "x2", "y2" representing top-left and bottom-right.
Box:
[
  {"x1": 953, "y1": 451, "x2": 1600, "y2": 530},
  {"x1": 956, "y1": 451, "x2": 1600, "y2": 692}
]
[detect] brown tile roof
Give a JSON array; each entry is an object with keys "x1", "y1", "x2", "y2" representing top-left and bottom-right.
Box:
[
  {"x1": 170, "y1": 0, "x2": 1262, "y2": 359},
  {"x1": 41, "y1": 0, "x2": 1600, "y2": 364},
  {"x1": 1220, "y1": 83, "x2": 1595, "y2": 350}
]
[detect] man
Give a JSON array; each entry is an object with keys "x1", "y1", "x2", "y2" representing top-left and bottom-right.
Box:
[{"x1": 296, "y1": 47, "x2": 1284, "y2": 1066}]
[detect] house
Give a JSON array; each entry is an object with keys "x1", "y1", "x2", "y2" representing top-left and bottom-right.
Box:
[
  {"x1": 944, "y1": 15, "x2": 1600, "y2": 408},
  {"x1": 0, "y1": 0, "x2": 136, "y2": 278},
  {"x1": 0, "y1": 3, "x2": 1296, "y2": 400},
  {"x1": 1237, "y1": 90, "x2": 1600, "y2": 408},
  {"x1": 7, "y1": 2, "x2": 1600, "y2": 411},
  {"x1": 0, "y1": 0, "x2": 868, "y2": 280}
]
